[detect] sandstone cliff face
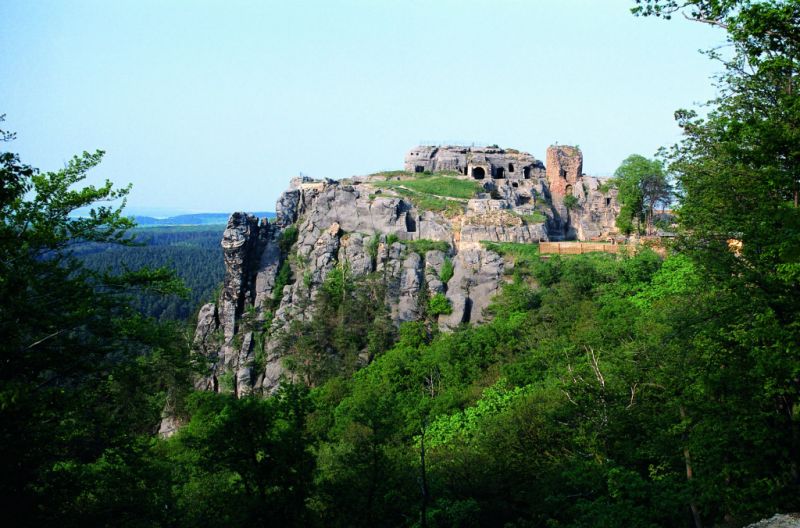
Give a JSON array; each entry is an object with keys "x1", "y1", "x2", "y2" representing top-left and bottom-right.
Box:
[{"x1": 193, "y1": 145, "x2": 620, "y2": 396}]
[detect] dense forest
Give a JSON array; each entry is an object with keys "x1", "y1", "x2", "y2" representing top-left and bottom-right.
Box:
[
  {"x1": 1, "y1": 1, "x2": 799, "y2": 527},
  {"x1": 75, "y1": 226, "x2": 227, "y2": 322}
]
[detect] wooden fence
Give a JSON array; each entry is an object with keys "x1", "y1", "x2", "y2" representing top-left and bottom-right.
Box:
[
  {"x1": 539, "y1": 241, "x2": 666, "y2": 257},
  {"x1": 539, "y1": 242, "x2": 628, "y2": 255}
]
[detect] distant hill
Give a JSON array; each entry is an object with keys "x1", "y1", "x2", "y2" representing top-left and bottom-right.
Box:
[{"x1": 131, "y1": 211, "x2": 275, "y2": 226}]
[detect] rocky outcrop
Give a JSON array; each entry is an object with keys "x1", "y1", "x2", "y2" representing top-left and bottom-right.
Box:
[
  {"x1": 440, "y1": 249, "x2": 504, "y2": 328},
  {"x1": 744, "y1": 514, "x2": 800, "y2": 528},
  {"x1": 572, "y1": 177, "x2": 621, "y2": 241},
  {"x1": 191, "y1": 143, "x2": 621, "y2": 397}
]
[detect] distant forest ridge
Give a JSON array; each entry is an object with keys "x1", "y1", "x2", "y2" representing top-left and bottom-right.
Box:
[
  {"x1": 132, "y1": 211, "x2": 275, "y2": 226},
  {"x1": 76, "y1": 225, "x2": 228, "y2": 321}
]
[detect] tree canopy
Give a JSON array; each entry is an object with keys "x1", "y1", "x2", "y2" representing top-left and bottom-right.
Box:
[
  {"x1": 613, "y1": 154, "x2": 672, "y2": 235},
  {"x1": 0, "y1": 118, "x2": 192, "y2": 525}
]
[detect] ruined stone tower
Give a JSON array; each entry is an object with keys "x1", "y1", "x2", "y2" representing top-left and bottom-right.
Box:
[{"x1": 546, "y1": 145, "x2": 583, "y2": 199}]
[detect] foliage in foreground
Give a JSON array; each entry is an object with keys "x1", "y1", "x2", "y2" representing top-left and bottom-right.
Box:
[{"x1": 0, "y1": 124, "x2": 193, "y2": 526}]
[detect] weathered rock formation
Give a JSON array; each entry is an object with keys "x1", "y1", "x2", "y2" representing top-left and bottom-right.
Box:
[
  {"x1": 545, "y1": 145, "x2": 621, "y2": 240},
  {"x1": 192, "y1": 144, "x2": 621, "y2": 397},
  {"x1": 744, "y1": 514, "x2": 800, "y2": 528}
]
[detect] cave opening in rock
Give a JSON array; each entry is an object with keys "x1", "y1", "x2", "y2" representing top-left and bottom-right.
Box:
[
  {"x1": 494, "y1": 167, "x2": 505, "y2": 179},
  {"x1": 472, "y1": 167, "x2": 485, "y2": 180},
  {"x1": 405, "y1": 214, "x2": 417, "y2": 232},
  {"x1": 462, "y1": 298, "x2": 473, "y2": 324},
  {"x1": 565, "y1": 184, "x2": 573, "y2": 195},
  {"x1": 508, "y1": 163, "x2": 514, "y2": 172},
  {"x1": 415, "y1": 165, "x2": 425, "y2": 173},
  {"x1": 606, "y1": 197, "x2": 611, "y2": 206},
  {"x1": 523, "y1": 166, "x2": 531, "y2": 179}
]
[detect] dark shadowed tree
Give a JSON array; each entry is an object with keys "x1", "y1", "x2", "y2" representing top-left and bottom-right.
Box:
[{"x1": 0, "y1": 117, "x2": 191, "y2": 526}]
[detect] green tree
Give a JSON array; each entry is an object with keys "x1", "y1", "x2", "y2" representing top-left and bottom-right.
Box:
[
  {"x1": 168, "y1": 385, "x2": 314, "y2": 527},
  {"x1": 613, "y1": 154, "x2": 672, "y2": 235},
  {"x1": 0, "y1": 119, "x2": 191, "y2": 525},
  {"x1": 634, "y1": 1, "x2": 800, "y2": 524},
  {"x1": 280, "y1": 266, "x2": 395, "y2": 386}
]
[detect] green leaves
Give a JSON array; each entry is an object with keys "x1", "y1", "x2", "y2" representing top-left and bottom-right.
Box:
[
  {"x1": 168, "y1": 386, "x2": 314, "y2": 527},
  {"x1": 277, "y1": 225, "x2": 298, "y2": 254},
  {"x1": 563, "y1": 193, "x2": 579, "y2": 211},
  {"x1": 613, "y1": 154, "x2": 671, "y2": 235},
  {"x1": 424, "y1": 381, "x2": 532, "y2": 447},
  {"x1": 439, "y1": 256, "x2": 454, "y2": 283},
  {"x1": 427, "y1": 293, "x2": 452, "y2": 316},
  {"x1": 0, "y1": 127, "x2": 193, "y2": 525}
]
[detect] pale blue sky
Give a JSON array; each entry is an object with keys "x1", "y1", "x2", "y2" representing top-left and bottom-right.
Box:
[{"x1": 1, "y1": 0, "x2": 724, "y2": 215}]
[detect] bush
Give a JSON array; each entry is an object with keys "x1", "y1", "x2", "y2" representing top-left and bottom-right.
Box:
[
  {"x1": 482, "y1": 242, "x2": 540, "y2": 277},
  {"x1": 439, "y1": 257, "x2": 454, "y2": 283},
  {"x1": 367, "y1": 233, "x2": 380, "y2": 260},
  {"x1": 563, "y1": 195, "x2": 579, "y2": 210},
  {"x1": 428, "y1": 293, "x2": 453, "y2": 316},
  {"x1": 278, "y1": 225, "x2": 299, "y2": 253},
  {"x1": 406, "y1": 239, "x2": 450, "y2": 254},
  {"x1": 272, "y1": 260, "x2": 292, "y2": 305}
]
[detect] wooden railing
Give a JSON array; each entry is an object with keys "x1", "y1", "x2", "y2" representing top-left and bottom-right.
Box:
[
  {"x1": 539, "y1": 241, "x2": 666, "y2": 256},
  {"x1": 539, "y1": 242, "x2": 629, "y2": 255}
]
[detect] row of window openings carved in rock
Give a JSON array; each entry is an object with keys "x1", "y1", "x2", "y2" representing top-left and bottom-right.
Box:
[
  {"x1": 412, "y1": 165, "x2": 534, "y2": 179},
  {"x1": 472, "y1": 166, "x2": 532, "y2": 180}
]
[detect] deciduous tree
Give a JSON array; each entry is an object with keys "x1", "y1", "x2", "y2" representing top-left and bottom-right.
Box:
[{"x1": 613, "y1": 154, "x2": 672, "y2": 235}]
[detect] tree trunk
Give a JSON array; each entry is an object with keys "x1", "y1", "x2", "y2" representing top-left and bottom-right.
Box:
[
  {"x1": 680, "y1": 404, "x2": 703, "y2": 528},
  {"x1": 419, "y1": 422, "x2": 429, "y2": 528}
]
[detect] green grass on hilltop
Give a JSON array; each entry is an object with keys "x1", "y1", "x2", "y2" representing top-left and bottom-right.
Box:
[
  {"x1": 395, "y1": 174, "x2": 480, "y2": 200},
  {"x1": 371, "y1": 171, "x2": 481, "y2": 216},
  {"x1": 385, "y1": 186, "x2": 464, "y2": 216},
  {"x1": 371, "y1": 170, "x2": 412, "y2": 178}
]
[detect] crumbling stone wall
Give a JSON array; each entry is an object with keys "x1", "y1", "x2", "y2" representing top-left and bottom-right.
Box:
[
  {"x1": 545, "y1": 145, "x2": 583, "y2": 198},
  {"x1": 404, "y1": 145, "x2": 545, "y2": 181}
]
